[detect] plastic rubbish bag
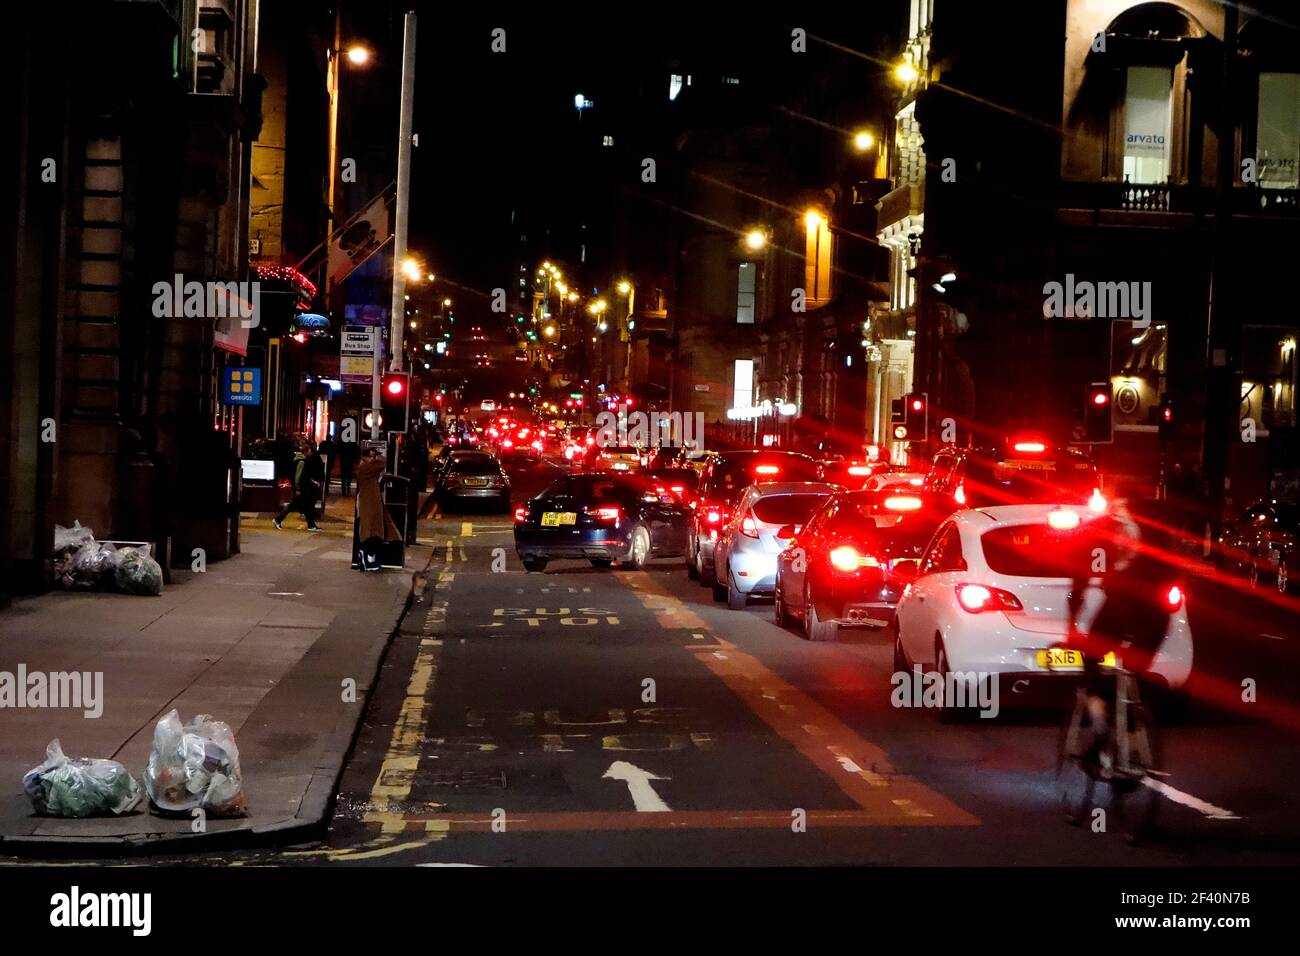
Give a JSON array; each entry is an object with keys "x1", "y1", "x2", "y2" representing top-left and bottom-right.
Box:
[
  {"x1": 52, "y1": 521, "x2": 94, "y2": 556},
  {"x1": 114, "y1": 547, "x2": 163, "y2": 596},
  {"x1": 23, "y1": 740, "x2": 142, "y2": 817},
  {"x1": 70, "y1": 541, "x2": 117, "y2": 587},
  {"x1": 143, "y1": 709, "x2": 246, "y2": 817}
]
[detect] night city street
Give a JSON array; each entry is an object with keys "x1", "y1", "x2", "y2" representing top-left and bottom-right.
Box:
[{"x1": 2, "y1": 0, "x2": 1298, "y2": 939}]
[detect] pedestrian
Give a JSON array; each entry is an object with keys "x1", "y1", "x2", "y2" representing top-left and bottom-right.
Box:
[
  {"x1": 319, "y1": 435, "x2": 338, "y2": 504},
  {"x1": 339, "y1": 434, "x2": 358, "y2": 496},
  {"x1": 354, "y1": 447, "x2": 400, "y2": 571},
  {"x1": 274, "y1": 441, "x2": 323, "y2": 531}
]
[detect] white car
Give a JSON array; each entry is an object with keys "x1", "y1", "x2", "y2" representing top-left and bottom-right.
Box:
[
  {"x1": 892, "y1": 504, "x2": 1193, "y2": 710},
  {"x1": 712, "y1": 482, "x2": 839, "y2": 609}
]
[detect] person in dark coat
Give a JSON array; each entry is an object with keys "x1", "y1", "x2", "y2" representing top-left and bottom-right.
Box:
[
  {"x1": 339, "y1": 435, "x2": 359, "y2": 495},
  {"x1": 318, "y1": 436, "x2": 338, "y2": 504},
  {"x1": 274, "y1": 442, "x2": 323, "y2": 531}
]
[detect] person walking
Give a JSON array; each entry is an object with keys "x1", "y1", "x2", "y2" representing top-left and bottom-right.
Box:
[
  {"x1": 274, "y1": 442, "x2": 323, "y2": 531},
  {"x1": 354, "y1": 447, "x2": 400, "y2": 570},
  {"x1": 318, "y1": 435, "x2": 338, "y2": 505},
  {"x1": 339, "y1": 434, "x2": 359, "y2": 496}
]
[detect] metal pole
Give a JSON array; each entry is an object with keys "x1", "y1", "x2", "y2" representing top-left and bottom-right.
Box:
[{"x1": 375, "y1": 10, "x2": 417, "y2": 439}]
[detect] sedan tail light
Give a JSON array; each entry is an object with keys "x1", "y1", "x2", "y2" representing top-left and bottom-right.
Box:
[
  {"x1": 829, "y1": 545, "x2": 879, "y2": 573},
  {"x1": 953, "y1": 482, "x2": 966, "y2": 506},
  {"x1": 1164, "y1": 584, "x2": 1183, "y2": 611},
  {"x1": 754, "y1": 464, "x2": 781, "y2": 476},
  {"x1": 847, "y1": 465, "x2": 872, "y2": 476},
  {"x1": 955, "y1": 583, "x2": 1023, "y2": 613},
  {"x1": 589, "y1": 506, "x2": 621, "y2": 522},
  {"x1": 705, "y1": 508, "x2": 724, "y2": 525},
  {"x1": 1088, "y1": 488, "x2": 1107, "y2": 513},
  {"x1": 513, "y1": 506, "x2": 528, "y2": 523},
  {"x1": 740, "y1": 516, "x2": 759, "y2": 538}
]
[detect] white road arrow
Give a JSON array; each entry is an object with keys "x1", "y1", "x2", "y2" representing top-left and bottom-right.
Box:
[{"x1": 603, "y1": 760, "x2": 671, "y2": 812}]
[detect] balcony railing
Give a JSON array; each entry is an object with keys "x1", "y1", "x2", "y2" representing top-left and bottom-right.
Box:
[
  {"x1": 1060, "y1": 179, "x2": 1299, "y2": 218},
  {"x1": 1121, "y1": 178, "x2": 1171, "y2": 211}
]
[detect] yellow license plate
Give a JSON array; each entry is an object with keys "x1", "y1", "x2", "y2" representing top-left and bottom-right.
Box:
[
  {"x1": 1036, "y1": 648, "x2": 1084, "y2": 671},
  {"x1": 541, "y1": 512, "x2": 577, "y2": 527},
  {"x1": 464, "y1": 478, "x2": 488, "y2": 486}
]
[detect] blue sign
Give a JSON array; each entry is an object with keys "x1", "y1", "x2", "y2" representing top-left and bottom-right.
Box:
[{"x1": 222, "y1": 367, "x2": 262, "y2": 406}]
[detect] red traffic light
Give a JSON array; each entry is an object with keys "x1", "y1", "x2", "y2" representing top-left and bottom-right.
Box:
[
  {"x1": 1091, "y1": 391, "x2": 1109, "y2": 406},
  {"x1": 910, "y1": 398, "x2": 924, "y2": 412},
  {"x1": 1162, "y1": 406, "x2": 1172, "y2": 422},
  {"x1": 385, "y1": 377, "x2": 406, "y2": 397}
]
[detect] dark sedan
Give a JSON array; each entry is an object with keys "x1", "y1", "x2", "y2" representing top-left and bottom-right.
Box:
[
  {"x1": 774, "y1": 488, "x2": 950, "y2": 641},
  {"x1": 514, "y1": 473, "x2": 690, "y2": 572},
  {"x1": 435, "y1": 454, "x2": 511, "y2": 512}
]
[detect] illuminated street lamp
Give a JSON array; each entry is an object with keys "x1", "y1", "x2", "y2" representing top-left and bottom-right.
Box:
[
  {"x1": 442, "y1": 298, "x2": 452, "y2": 307},
  {"x1": 401, "y1": 257, "x2": 424, "y2": 282},
  {"x1": 895, "y1": 59, "x2": 919, "y2": 84},
  {"x1": 852, "y1": 129, "x2": 875, "y2": 152},
  {"x1": 804, "y1": 209, "x2": 825, "y2": 230},
  {"x1": 617, "y1": 280, "x2": 631, "y2": 295},
  {"x1": 744, "y1": 229, "x2": 767, "y2": 251}
]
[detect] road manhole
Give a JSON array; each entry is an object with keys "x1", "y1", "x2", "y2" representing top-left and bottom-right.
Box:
[{"x1": 426, "y1": 768, "x2": 508, "y2": 789}]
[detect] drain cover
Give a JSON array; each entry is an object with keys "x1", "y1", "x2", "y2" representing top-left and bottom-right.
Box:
[{"x1": 426, "y1": 768, "x2": 507, "y2": 789}]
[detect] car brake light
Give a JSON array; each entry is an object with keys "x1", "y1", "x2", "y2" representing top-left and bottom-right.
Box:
[
  {"x1": 513, "y1": 506, "x2": 528, "y2": 522},
  {"x1": 1164, "y1": 584, "x2": 1183, "y2": 610},
  {"x1": 670, "y1": 485, "x2": 684, "y2": 494},
  {"x1": 706, "y1": 508, "x2": 723, "y2": 525},
  {"x1": 955, "y1": 583, "x2": 1023, "y2": 613},
  {"x1": 1088, "y1": 488, "x2": 1107, "y2": 513},
  {"x1": 755, "y1": 464, "x2": 781, "y2": 475},
  {"x1": 585, "y1": 436, "x2": 595, "y2": 446},
  {"x1": 883, "y1": 495, "x2": 923, "y2": 512},
  {"x1": 592, "y1": 506, "x2": 621, "y2": 522},
  {"x1": 740, "y1": 516, "x2": 759, "y2": 538},
  {"x1": 531, "y1": 440, "x2": 543, "y2": 450},
  {"x1": 829, "y1": 546, "x2": 879, "y2": 572},
  {"x1": 1013, "y1": 441, "x2": 1046, "y2": 454},
  {"x1": 848, "y1": 465, "x2": 872, "y2": 476},
  {"x1": 953, "y1": 483, "x2": 966, "y2": 505},
  {"x1": 502, "y1": 439, "x2": 514, "y2": 449},
  {"x1": 1047, "y1": 508, "x2": 1080, "y2": 530}
]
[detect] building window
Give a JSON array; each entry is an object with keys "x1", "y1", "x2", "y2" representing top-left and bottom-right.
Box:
[
  {"x1": 805, "y1": 215, "x2": 833, "y2": 304},
  {"x1": 1123, "y1": 65, "x2": 1173, "y2": 184},
  {"x1": 1257, "y1": 72, "x2": 1300, "y2": 188},
  {"x1": 736, "y1": 262, "x2": 756, "y2": 324},
  {"x1": 602, "y1": 135, "x2": 614, "y2": 147},
  {"x1": 732, "y1": 359, "x2": 754, "y2": 411},
  {"x1": 669, "y1": 74, "x2": 683, "y2": 101}
]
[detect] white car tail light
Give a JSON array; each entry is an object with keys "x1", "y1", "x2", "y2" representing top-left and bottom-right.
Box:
[{"x1": 955, "y1": 583, "x2": 1023, "y2": 613}]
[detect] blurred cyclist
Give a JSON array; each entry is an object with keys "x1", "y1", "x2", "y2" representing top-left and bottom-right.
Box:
[{"x1": 1063, "y1": 499, "x2": 1176, "y2": 759}]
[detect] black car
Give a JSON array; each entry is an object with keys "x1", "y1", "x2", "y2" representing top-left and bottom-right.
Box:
[
  {"x1": 645, "y1": 467, "x2": 700, "y2": 505},
  {"x1": 774, "y1": 488, "x2": 949, "y2": 641},
  {"x1": 514, "y1": 472, "x2": 690, "y2": 572},
  {"x1": 435, "y1": 454, "x2": 511, "y2": 512},
  {"x1": 923, "y1": 440, "x2": 1104, "y2": 511}
]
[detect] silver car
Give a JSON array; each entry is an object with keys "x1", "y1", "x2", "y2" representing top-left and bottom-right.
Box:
[{"x1": 711, "y1": 482, "x2": 840, "y2": 609}]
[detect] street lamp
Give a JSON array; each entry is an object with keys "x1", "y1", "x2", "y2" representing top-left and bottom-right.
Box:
[
  {"x1": 852, "y1": 129, "x2": 875, "y2": 152},
  {"x1": 617, "y1": 280, "x2": 631, "y2": 295},
  {"x1": 804, "y1": 209, "x2": 825, "y2": 230},
  {"x1": 895, "y1": 59, "x2": 919, "y2": 84},
  {"x1": 744, "y1": 229, "x2": 767, "y2": 251},
  {"x1": 345, "y1": 45, "x2": 370, "y2": 65}
]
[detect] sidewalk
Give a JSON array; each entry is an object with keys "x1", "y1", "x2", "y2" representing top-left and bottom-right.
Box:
[{"x1": 0, "y1": 494, "x2": 431, "y2": 855}]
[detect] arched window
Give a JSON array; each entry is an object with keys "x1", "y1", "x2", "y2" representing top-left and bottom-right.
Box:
[{"x1": 1088, "y1": 3, "x2": 1208, "y2": 186}]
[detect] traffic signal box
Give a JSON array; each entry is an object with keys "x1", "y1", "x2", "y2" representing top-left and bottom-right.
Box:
[{"x1": 381, "y1": 372, "x2": 411, "y2": 433}]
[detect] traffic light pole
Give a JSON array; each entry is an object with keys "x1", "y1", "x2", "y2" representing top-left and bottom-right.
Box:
[{"x1": 375, "y1": 10, "x2": 417, "y2": 441}]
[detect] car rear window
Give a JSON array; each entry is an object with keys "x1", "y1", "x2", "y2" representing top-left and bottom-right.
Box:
[
  {"x1": 714, "y1": 456, "x2": 819, "y2": 495},
  {"x1": 981, "y1": 524, "x2": 1091, "y2": 577},
  {"x1": 452, "y1": 459, "x2": 499, "y2": 475},
  {"x1": 751, "y1": 494, "x2": 828, "y2": 525}
]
